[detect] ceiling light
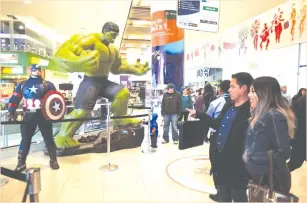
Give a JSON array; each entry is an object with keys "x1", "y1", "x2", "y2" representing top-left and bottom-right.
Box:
[
  {"x1": 19, "y1": 25, "x2": 24, "y2": 30},
  {"x1": 24, "y1": 0, "x2": 32, "y2": 4}
]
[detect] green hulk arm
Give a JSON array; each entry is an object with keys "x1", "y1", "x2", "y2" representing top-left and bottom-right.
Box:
[
  {"x1": 110, "y1": 50, "x2": 150, "y2": 76},
  {"x1": 47, "y1": 34, "x2": 100, "y2": 73}
]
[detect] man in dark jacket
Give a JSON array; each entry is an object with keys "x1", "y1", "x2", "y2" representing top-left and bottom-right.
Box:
[
  {"x1": 187, "y1": 72, "x2": 253, "y2": 202},
  {"x1": 161, "y1": 83, "x2": 181, "y2": 144},
  {"x1": 288, "y1": 95, "x2": 306, "y2": 171}
]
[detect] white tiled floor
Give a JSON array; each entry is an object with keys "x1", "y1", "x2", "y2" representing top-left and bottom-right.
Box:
[
  {"x1": 0, "y1": 141, "x2": 214, "y2": 203},
  {"x1": 0, "y1": 135, "x2": 306, "y2": 203}
]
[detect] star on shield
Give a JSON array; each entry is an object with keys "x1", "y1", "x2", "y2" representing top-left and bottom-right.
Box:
[{"x1": 52, "y1": 102, "x2": 60, "y2": 112}]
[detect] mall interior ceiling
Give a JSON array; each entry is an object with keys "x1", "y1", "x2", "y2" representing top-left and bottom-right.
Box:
[
  {"x1": 1, "y1": 0, "x2": 289, "y2": 59},
  {"x1": 120, "y1": 0, "x2": 151, "y2": 60}
]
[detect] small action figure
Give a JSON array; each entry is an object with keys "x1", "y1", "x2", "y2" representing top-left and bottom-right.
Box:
[{"x1": 8, "y1": 64, "x2": 60, "y2": 172}]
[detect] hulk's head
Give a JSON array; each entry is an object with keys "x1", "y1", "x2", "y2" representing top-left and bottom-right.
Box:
[{"x1": 102, "y1": 21, "x2": 119, "y2": 45}]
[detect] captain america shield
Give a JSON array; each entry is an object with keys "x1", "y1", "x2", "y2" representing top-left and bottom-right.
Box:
[{"x1": 41, "y1": 90, "x2": 66, "y2": 120}]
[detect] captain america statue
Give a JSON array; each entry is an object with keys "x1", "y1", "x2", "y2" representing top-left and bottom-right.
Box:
[{"x1": 8, "y1": 64, "x2": 60, "y2": 172}]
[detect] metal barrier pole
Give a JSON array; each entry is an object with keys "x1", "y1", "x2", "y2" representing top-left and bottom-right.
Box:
[
  {"x1": 142, "y1": 108, "x2": 152, "y2": 154},
  {"x1": 100, "y1": 103, "x2": 118, "y2": 172},
  {"x1": 1, "y1": 113, "x2": 9, "y2": 148},
  {"x1": 26, "y1": 168, "x2": 41, "y2": 203}
]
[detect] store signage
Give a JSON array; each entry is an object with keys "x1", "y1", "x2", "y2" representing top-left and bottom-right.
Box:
[
  {"x1": 30, "y1": 57, "x2": 49, "y2": 66},
  {"x1": 1, "y1": 66, "x2": 24, "y2": 74},
  {"x1": 0, "y1": 54, "x2": 18, "y2": 64},
  {"x1": 177, "y1": 0, "x2": 220, "y2": 32},
  {"x1": 197, "y1": 67, "x2": 211, "y2": 77}
]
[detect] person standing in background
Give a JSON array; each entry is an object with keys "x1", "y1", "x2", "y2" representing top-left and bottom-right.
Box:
[
  {"x1": 194, "y1": 88, "x2": 204, "y2": 111},
  {"x1": 161, "y1": 83, "x2": 181, "y2": 144},
  {"x1": 291, "y1": 88, "x2": 306, "y2": 104},
  {"x1": 281, "y1": 85, "x2": 291, "y2": 104},
  {"x1": 207, "y1": 80, "x2": 231, "y2": 119},
  {"x1": 288, "y1": 95, "x2": 306, "y2": 172},
  {"x1": 203, "y1": 83, "x2": 215, "y2": 112},
  {"x1": 205, "y1": 80, "x2": 231, "y2": 201},
  {"x1": 179, "y1": 86, "x2": 193, "y2": 121}
]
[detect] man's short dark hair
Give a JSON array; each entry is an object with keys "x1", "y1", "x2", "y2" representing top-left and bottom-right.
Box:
[
  {"x1": 232, "y1": 72, "x2": 254, "y2": 92},
  {"x1": 219, "y1": 80, "x2": 230, "y2": 93}
]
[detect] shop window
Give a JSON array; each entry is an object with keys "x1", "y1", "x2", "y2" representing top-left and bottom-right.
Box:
[
  {"x1": 14, "y1": 38, "x2": 26, "y2": 51},
  {"x1": 1, "y1": 38, "x2": 11, "y2": 51}
]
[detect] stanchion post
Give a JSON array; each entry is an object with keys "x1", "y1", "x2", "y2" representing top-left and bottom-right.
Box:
[
  {"x1": 2, "y1": 113, "x2": 9, "y2": 147},
  {"x1": 142, "y1": 108, "x2": 152, "y2": 154},
  {"x1": 99, "y1": 103, "x2": 118, "y2": 172},
  {"x1": 26, "y1": 168, "x2": 41, "y2": 203},
  {"x1": 1, "y1": 113, "x2": 10, "y2": 186}
]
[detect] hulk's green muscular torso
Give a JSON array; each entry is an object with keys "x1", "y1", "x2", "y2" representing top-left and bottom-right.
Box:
[{"x1": 47, "y1": 22, "x2": 149, "y2": 149}]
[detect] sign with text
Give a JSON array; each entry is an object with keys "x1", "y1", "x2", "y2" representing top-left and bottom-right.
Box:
[
  {"x1": 0, "y1": 54, "x2": 18, "y2": 64},
  {"x1": 177, "y1": 0, "x2": 220, "y2": 32}
]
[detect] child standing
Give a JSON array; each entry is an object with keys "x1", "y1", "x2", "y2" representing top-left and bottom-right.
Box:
[
  {"x1": 143, "y1": 113, "x2": 159, "y2": 151},
  {"x1": 150, "y1": 113, "x2": 159, "y2": 149}
]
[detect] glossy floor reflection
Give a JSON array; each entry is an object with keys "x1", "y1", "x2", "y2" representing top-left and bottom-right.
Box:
[
  {"x1": 0, "y1": 142, "x2": 212, "y2": 203},
  {"x1": 0, "y1": 141, "x2": 306, "y2": 203}
]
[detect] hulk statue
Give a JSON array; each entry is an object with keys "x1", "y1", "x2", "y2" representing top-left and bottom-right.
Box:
[{"x1": 47, "y1": 21, "x2": 150, "y2": 149}]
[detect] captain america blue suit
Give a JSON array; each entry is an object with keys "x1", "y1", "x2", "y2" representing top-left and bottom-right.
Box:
[
  {"x1": 8, "y1": 76, "x2": 55, "y2": 111},
  {"x1": 8, "y1": 64, "x2": 60, "y2": 172}
]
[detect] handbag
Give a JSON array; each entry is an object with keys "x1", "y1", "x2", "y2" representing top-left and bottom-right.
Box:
[{"x1": 248, "y1": 150, "x2": 299, "y2": 202}]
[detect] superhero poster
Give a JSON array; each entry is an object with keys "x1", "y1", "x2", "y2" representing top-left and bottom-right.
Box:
[{"x1": 151, "y1": 10, "x2": 184, "y2": 91}]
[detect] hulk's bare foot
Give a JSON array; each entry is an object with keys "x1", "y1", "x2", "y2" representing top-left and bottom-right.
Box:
[
  {"x1": 113, "y1": 118, "x2": 142, "y2": 128},
  {"x1": 55, "y1": 136, "x2": 80, "y2": 149}
]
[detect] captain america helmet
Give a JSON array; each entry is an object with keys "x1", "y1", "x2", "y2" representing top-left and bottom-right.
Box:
[{"x1": 30, "y1": 64, "x2": 42, "y2": 72}]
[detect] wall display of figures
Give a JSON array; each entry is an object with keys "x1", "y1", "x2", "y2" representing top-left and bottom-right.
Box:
[{"x1": 186, "y1": 0, "x2": 307, "y2": 65}]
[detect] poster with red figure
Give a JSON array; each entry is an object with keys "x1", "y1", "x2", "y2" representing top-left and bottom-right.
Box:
[
  {"x1": 246, "y1": 0, "x2": 307, "y2": 52},
  {"x1": 185, "y1": 0, "x2": 307, "y2": 66}
]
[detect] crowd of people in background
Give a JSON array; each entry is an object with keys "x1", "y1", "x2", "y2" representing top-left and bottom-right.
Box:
[{"x1": 160, "y1": 73, "x2": 306, "y2": 202}]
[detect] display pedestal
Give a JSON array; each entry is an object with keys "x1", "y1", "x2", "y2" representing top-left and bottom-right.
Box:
[{"x1": 44, "y1": 126, "x2": 144, "y2": 157}]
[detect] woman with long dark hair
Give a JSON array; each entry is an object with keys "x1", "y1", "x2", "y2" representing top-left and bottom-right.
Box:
[
  {"x1": 292, "y1": 88, "x2": 306, "y2": 104},
  {"x1": 243, "y1": 76, "x2": 296, "y2": 195},
  {"x1": 194, "y1": 88, "x2": 204, "y2": 111},
  {"x1": 288, "y1": 95, "x2": 306, "y2": 172},
  {"x1": 202, "y1": 83, "x2": 215, "y2": 111}
]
